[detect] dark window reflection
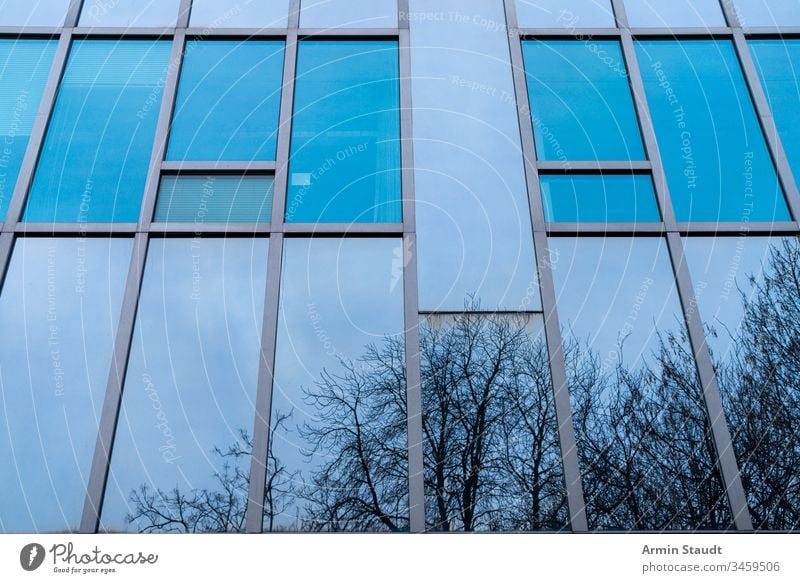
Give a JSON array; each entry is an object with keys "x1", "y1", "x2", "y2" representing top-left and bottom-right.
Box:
[
  {"x1": 101, "y1": 238, "x2": 268, "y2": 533},
  {"x1": 267, "y1": 238, "x2": 407, "y2": 531},
  {"x1": 685, "y1": 236, "x2": 800, "y2": 531},
  {"x1": 421, "y1": 313, "x2": 569, "y2": 532},
  {"x1": 550, "y1": 237, "x2": 732, "y2": 530}
]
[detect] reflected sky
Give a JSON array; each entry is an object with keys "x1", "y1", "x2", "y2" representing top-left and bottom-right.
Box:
[
  {"x1": 515, "y1": 0, "x2": 615, "y2": 28},
  {"x1": 300, "y1": 0, "x2": 398, "y2": 28},
  {"x1": 101, "y1": 237, "x2": 268, "y2": 533},
  {"x1": 0, "y1": 0, "x2": 70, "y2": 26},
  {"x1": 624, "y1": 0, "x2": 726, "y2": 28},
  {"x1": 410, "y1": 0, "x2": 540, "y2": 312},
  {"x1": 731, "y1": 0, "x2": 800, "y2": 27},
  {"x1": 0, "y1": 237, "x2": 132, "y2": 533},
  {"x1": 79, "y1": 0, "x2": 182, "y2": 27},
  {"x1": 190, "y1": 0, "x2": 290, "y2": 28}
]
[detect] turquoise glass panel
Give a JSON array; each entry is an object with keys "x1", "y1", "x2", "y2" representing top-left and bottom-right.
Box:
[
  {"x1": 154, "y1": 174, "x2": 274, "y2": 222},
  {"x1": 541, "y1": 174, "x2": 660, "y2": 222}
]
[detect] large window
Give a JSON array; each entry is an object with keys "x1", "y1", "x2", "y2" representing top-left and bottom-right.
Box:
[
  {"x1": 637, "y1": 40, "x2": 788, "y2": 222},
  {"x1": 541, "y1": 174, "x2": 660, "y2": 222},
  {"x1": 0, "y1": 39, "x2": 56, "y2": 220},
  {"x1": 299, "y1": 0, "x2": 398, "y2": 28},
  {"x1": 167, "y1": 41, "x2": 285, "y2": 162},
  {"x1": 515, "y1": 0, "x2": 616, "y2": 28},
  {"x1": 189, "y1": 0, "x2": 290, "y2": 28},
  {"x1": 0, "y1": 237, "x2": 132, "y2": 533},
  {"x1": 267, "y1": 237, "x2": 407, "y2": 532},
  {"x1": 731, "y1": 0, "x2": 800, "y2": 27},
  {"x1": 79, "y1": 0, "x2": 182, "y2": 27},
  {"x1": 101, "y1": 238, "x2": 269, "y2": 533},
  {"x1": 25, "y1": 40, "x2": 171, "y2": 223},
  {"x1": 624, "y1": 0, "x2": 727, "y2": 27},
  {"x1": 287, "y1": 41, "x2": 401, "y2": 223},
  {"x1": 0, "y1": 0, "x2": 71, "y2": 26},
  {"x1": 522, "y1": 40, "x2": 645, "y2": 161}
]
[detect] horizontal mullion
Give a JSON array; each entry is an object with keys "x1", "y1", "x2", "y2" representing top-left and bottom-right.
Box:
[
  {"x1": 148, "y1": 223, "x2": 272, "y2": 234},
  {"x1": 185, "y1": 28, "x2": 289, "y2": 38},
  {"x1": 629, "y1": 27, "x2": 732, "y2": 37},
  {"x1": 297, "y1": 28, "x2": 400, "y2": 38},
  {"x1": 282, "y1": 222, "x2": 404, "y2": 235},
  {"x1": 545, "y1": 222, "x2": 665, "y2": 235},
  {"x1": 161, "y1": 161, "x2": 276, "y2": 172},
  {"x1": 71, "y1": 27, "x2": 175, "y2": 38},
  {"x1": 0, "y1": 27, "x2": 62, "y2": 37},
  {"x1": 419, "y1": 310, "x2": 544, "y2": 316},
  {"x1": 742, "y1": 27, "x2": 800, "y2": 36},
  {"x1": 14, "y1": 223, "x2": 137, "y2": 235},
  {"x1": 536, "y1": 160, "x2": 651, "y2": 173},
  {"x1": 678, "y1": 221, "x2": 800, "y2": 235},
  {"x1": 518, "y1": 28, "x2": 621, "y2": 39}
]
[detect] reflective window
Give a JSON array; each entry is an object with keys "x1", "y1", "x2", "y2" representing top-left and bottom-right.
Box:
[
  {"x1": 101, "y1": 238, "x2": 268, "y2": 533},
  {"x1": 267, "y1": 238, "x2": 406, "y2": 532},
  {"x1": 731, "y1": 0, "x2": 800, "y2": 27},
  {"x1": 625, "y1": 0, "x2": 727, "y2": 27},
  {"x1": 541, "y1": 174, "x2": 659, "y2": 222},
  {"x1": 287, "y1": 41, "x2": 401, "y2": 223},
  {"x1": 550, "y1": 237, "x2": 731, "y2": 530},
  {"x1": 637, "y1": 40, "x2": 788, "y2": 222},
  {"x1": 750, "y1": 40, "x2": 800, "y2": 180},
  {"x1": 0, "y1": 0, "x2": 71, "y2": 26},
  {"x1": 0, "y1": 237, "x2": 132, "y2": 533},
  {"x1": 155, "y1": 175, "x2": 274, "y2": 223},
  {"x1": 410, "y1": 0, "x2": 540, "y2": 312},
  {"x1": 79, "y1": 0, "x2": 182, "y2": 27},
  {"x1": 523, "y1": 40, "x2": 645, "y2": 161},
  {"x1": 300, "y1": 0, "x2": 397, "y2": 28},
  {"x1": 25, "y1": 40, "x2": 171, "y2": 223},
  {"x1": 190, "y1": 0, "x2": 290, "y2": 28},
  {"x1": 515, "y1": 0, "x2": 616, "y2": 28},
  {"x1": 684, "y1": 236, "x2": 800, "y2": 531},
  {"x1": 0, "y1": 40, "x2": 56, "y2": 220},
  {"x1": 167, "y1": 41, "x2": 284, "y2": 162},
  {"x1": 422, "y1": 314, "x2": 569, "y2": 532}
]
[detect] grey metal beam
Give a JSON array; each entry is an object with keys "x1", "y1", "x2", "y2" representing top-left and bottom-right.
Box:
[
  {"x1": 536, "y1": 160, "x2": 652, "y2": 172},
  {"x1": 161, "y1": 160, "x2": 277, "y2": 172},
  {"x1": 184, "y1": 28, "x2": 289, "y2": 37}
]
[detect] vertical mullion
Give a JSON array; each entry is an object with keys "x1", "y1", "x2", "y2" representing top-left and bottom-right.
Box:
[
  {"x1": 268, "y1": 30, "x2": 298, "y2": 226},
  {"x1": 503, "y1": 0, "x2": 588, "y2": 532}
]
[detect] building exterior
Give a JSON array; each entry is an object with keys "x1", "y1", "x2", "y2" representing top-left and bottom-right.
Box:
[{"x1": 0, "y1": 0, "x2": 798, "y2": 533}]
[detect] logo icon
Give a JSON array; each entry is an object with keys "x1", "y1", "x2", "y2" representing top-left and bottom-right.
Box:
[{"x1": 20, "y1": 543, "x2": 46, "y2": 571}]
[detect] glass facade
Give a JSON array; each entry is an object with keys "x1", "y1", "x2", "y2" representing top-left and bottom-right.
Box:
[{"x1": 1, "y1": 0, "x2": 800, "y2": 536}]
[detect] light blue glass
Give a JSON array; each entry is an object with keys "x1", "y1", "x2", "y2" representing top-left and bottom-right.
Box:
[
  {"x1": 515, "y1": 0, "x2": 615, "y2": 27},
  {"x1": 637, "y1": 40, "x2": 788, "y2": 222},
  {"x1": 0, "y1": 237, "x2": 132, "y2": 533},
  {"x1": 190, "y1": 0, "x2": 290, "y2": 27},
  {"x1": 300, "y1": 0, "x2": 398, "y2": 28},
  {"x1": 101, "y1": 238, "x2": 268, "y2": 533},
  {"x1": 624, "y1": 0, "x2": 727, "y2": 28},
  {"x1": 731, "y1": 0, "x2": 800, "y2": 27},
  {"x1": 410, "y1": 0, "x2": 540, "y2": 312},
  {"x1": 167, "y1": 41, "x2": 285, "y2": 162},
  {"x1": 79, "y1": 0, "x2": 182, "y2": 27},
  {"x1": 750, "y1": 40, "x2": 800, "y2": 181},
  {"x1": 155, "y1": 175, "x2": 274, "y2": 222},
  {"x1": 523, "y1": 40, "x2": 645, "y2": 161},
  {"x1": 541, "y1": 174, "x2": 660, "y2": 222},
  {"x1": 287, "y1": 41, "x2": 401, "y2": 223},
  {"x1": 0, "y1": 0, "x2": 71, "y2": 25},
  {"x1": 25, "y1": 40, "x2": 171, "y2": 223},
  {"x1": 0, "y1": 40, "x2": 55, "y2": 220}
]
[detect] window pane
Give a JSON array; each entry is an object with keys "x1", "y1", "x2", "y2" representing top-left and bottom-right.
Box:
[
  {"x1": 0, "y1": 0, "x2": 71, "y2": 26},
  {"x1": 750, "y1": 40, "x2": 800, "y2": 180},
  {"x1": 101, "y1": 238, "x2": 268, "y2": 533},
  {"x1": 25, "y1": 40, "x2": 171, "y2": 223},
  {"x1": 267, "y1": 238, "x2": 406, "y2": 532},
  {"x1": 300, "y1": 0, "x2": 397, "y2": 28},
  {"x1": 79, "y1": 0, "x2": 182, "y2": 27},
  {"x1": 190, "y1": 0, "x2": 290, "y2": 28},
  {"x1": 541, "y1": 174, "x2": 660, "y2": 222},
  {"x1": 287, "y1": 41, "x2": 401, "y2": 223},
  {"x1": 0, "y1": 237, "x2": 132, "y2": 533},
  {"x1": 550, "y1": 237, "x2": 731, "y2": 530},
  {"x1": 523, "y1": 40, "x2": 645, "y2": 161},
  {"x1": 0, "y1": 40, "x2": 56, "y2": 220},
  {"x1": 154, "y1": 175, "x2": 274, "y2": 223},
  {"x1": 410, "y1": 0, "x2": 540, "y2": 311},
  {"x1": 421, "y1": 314, "x2": 568, "y2": 532},
  {"x1": 637, "y1": 40, "x2": 788, "y2": 222},
  {"x1": 515, "y1": 0, "x2": 616, "y2": 27},
  {"x1": 167, "y1": 41, "x2": 284, "y2": 162},
  {"x1": 731, "y1": 0, "x2": 800, "y2": 27},
  {"x1": 625, "y1": 0, "x2": 727, "y2": 27},
  {"x1": 684, "y1": 236, "x2": 800, "y2": 531}
]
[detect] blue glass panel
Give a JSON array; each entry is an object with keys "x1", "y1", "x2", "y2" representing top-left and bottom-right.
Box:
[
  {"x1": 300, "y1": 0, "x2": 398, "y2": 28},
  {"x1": 154, "y1": 175, "x2": 274, "y2": 222},
  {"x1": 750, "y1": 40, "x2": 800, "y2": 180},
  {"x1": 0, "y1": 0, "x2": 71, "y2": 26},
  {"x1": 101, "y1": 238, "x2": 268, "y2": 533},
  {"x1": 625, "y1": 0, "x2": 726, "y2": 28},
  {"x1": 515, "y1": 0, "x2": 615, "y2": 27},
  {"x1": 167, "y1": 41, "x2": 285, "y2": 162},
  {"x1": 541, "y1": 174, "x2": 659, "y2": 222},
  {"x1": 287, "y1": 41, "x2": 401, "y2": 223},
  {"x1": 732, "y1": 0, "x2": 800, "y2": 27},
  {"x1": 523, "y1": 40, "x2": 645, "y2": 161},
  {"x1": 268, "y1": 238, "x2": 406, "y2": 531},
  {"x1": 190, "y1": 0, "x2": 290, "y2": 28},
  {"x1": 0, "y1": 237, "x2": 132, "y2": 533},
  {"x1": 79, "y1": 0, "x2": 182, "y2": 27},
  {"x1": 25, "y1": 40, "x2": 171, "y2": 223},
  {"x1": 0, "y1": 40, "x2": 55, "y2": 220},
  {"x1": 637, "y1": 40, "x2": 788, "y2": 222}
]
